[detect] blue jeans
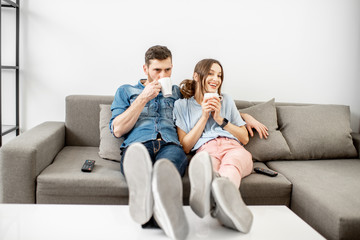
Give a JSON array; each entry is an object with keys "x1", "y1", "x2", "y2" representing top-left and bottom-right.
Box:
[{"x1": 120, "y1": 140, "x2": 188, "y2": 177}]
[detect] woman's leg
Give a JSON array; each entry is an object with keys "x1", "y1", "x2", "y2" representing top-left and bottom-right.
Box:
[
  {"x1": 217, "y1": 139, "x2": 253, "y2": 188},
  {"x1": 196, "y1": 138, "x2": 254, "y2": 232},
  {"x1": 196, "y1": 139, "x2": 222, "y2": 173}
]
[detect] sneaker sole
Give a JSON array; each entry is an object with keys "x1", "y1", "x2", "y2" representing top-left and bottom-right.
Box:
[
  {"x1": 211, "y1": 178, "x2": 253, "y2": 233},
  {"x1": 123, "y1": 143, "x2": 153, "y2": 225},
  {"x1": 152, "y1": 159, "x2": 189, "y2": 240},
  {"x1": 189, "y1": 151, "x2": 213, "y2": 218}
]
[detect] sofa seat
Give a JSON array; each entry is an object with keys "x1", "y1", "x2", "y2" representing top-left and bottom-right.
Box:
[
  {"x1": 267, "y1": 159, "x2": 360, "y2": 240},
  {"x1": 36, "y1": 145, "x2": 292, "y2": 207},
  {"x1": 37, "y1": 146, "x2": 193, "y2": 205},
  {"x1": 241, "y1": 162, "x2": 292, "y2": 206},
  {"x1": 37, "y1": 146, "x2": 127, "y2": 204}
]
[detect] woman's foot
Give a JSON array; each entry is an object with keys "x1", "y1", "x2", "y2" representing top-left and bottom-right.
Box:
[
  {"x1": 189, "y1": 151, "x2": 214, "y2": 218},
  {"x1": 211, "y1": 177, "x2": 253, "y2": 233}
]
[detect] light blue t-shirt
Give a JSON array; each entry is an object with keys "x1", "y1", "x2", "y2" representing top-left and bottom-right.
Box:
[{"x1": 173, "y1": 93, "x2": 246, "y2": 151}]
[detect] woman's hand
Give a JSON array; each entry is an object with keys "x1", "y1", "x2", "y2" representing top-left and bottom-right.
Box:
[
  {"x1": 179, "y1": 97, "x2": 220, "y2": 154},
  {"x1": 201, "y1": 97, "x2": 216, "y2": 119},
  {"x1": 241, "y1": 113, "x2": 269, "y2": 139},
  {"x1": 209, "y1": 97, "x2": 222, "y2": 124}
]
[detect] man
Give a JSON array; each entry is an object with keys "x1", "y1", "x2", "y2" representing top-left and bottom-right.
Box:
[{"x1": 109, "y1": 45, "x2": 188, "y2": 240}]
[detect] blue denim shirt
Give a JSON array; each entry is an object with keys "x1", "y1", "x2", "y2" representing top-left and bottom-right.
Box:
[{"x1": 109, "y1": 79, "x2": 182, "y2": 149}]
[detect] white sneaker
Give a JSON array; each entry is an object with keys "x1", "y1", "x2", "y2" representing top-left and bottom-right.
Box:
[
  {"x1": 211, "y1": 177, "x2": 253, "y2": 233},
  {"x1": 152, "y1": 159, "x2": 189, "y2": 240},
  {"x1": 189, "y1": 151, "x2": 213, "y2": 218},
  {"x1": 123, "y1": 143, "x2": 153, "y2": 225}
]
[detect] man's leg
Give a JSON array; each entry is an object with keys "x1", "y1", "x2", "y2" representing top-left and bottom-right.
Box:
[
  {"x1": 152, "y1": 159, "x2": 189, "y2": 240},
  {"x1": 151, "y1": 142, "x2": 189, "y2": 239},
  {"x1": 155, "y1": 142, "x2": 188, "y2": 176},
  {"x1": 122, "y1": 143, "x2": 154, "y2": 225},
  {"x1": 120, "y1": 141, "x2": 156, "y2": 175}
]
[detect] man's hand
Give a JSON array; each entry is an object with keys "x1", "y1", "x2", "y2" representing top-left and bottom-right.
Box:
[{"x1": 140, "y1": 79, "x2": 161, "y2": 102}]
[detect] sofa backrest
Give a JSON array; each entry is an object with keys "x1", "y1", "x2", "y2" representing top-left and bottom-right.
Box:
[
  {"x1": 65, "y1": 95, "x2": 113, "y2": 146},
  {"x1": 234, "y1": 99, "x2": 357, "y2": 161},
  {"x1": 234, "y1": 100, "x2": 311, "y2": 109},
  {"x1": 65, "y1": 95, "x2": 357, "y2": 161}
]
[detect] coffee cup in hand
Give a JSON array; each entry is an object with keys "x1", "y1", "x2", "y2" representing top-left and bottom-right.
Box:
[
  {"x1": 158, "y1": 77, "x2": 172, "y2": 98},
  {"x1": 204, "y1": 92, "x2": 223, "y2": 101}
]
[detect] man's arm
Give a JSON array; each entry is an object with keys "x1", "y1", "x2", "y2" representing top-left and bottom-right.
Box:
[
  {"x1": 112, "y1": 80, "x2": 161, "y2": 138},
  {"x1": 112, "y1": 96, "x2": 148, "y2": 138}
]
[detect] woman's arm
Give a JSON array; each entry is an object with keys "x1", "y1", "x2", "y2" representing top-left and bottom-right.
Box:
[
  {"x1": 240, "y1": 113, "x2": 269, "y2": 139},
  {"x1": 224, "y1": 123, "x2": 249, "y2": 145},
  {"x1": 211, "y1": 98, "x2": 250, "y2": 145},
  {"x1": 177, "y1": 98, "x2": 214, "y2": 154},
  {"x1": 213, "y1": 118, "x2": 250, "y2": 145},
  {"x1": 177, "y1": 120, "x2": 205, "y2": 154}
]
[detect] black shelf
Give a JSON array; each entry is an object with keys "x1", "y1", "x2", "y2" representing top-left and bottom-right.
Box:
[
  {"x1": 1, "y1": 65, "x2": 19, "y2": 70},
  {"x1": 1, "y1": 0, "x2": 20, "y2": 146},
  {"x1": 1, "y1": 0, "x2": 18, "y2": 8},
  {"x1": 1, "y1": 125, "x2": 18, "y2": 136}
]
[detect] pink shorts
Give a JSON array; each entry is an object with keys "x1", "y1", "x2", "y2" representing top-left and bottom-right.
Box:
[{"x1": 197, "y1": 137, "x2": 253, "y2": 188}]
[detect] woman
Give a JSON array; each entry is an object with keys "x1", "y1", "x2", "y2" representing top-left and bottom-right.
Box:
[{"x1": 173, "y1": 58, "x2": 268, "y2": 233}]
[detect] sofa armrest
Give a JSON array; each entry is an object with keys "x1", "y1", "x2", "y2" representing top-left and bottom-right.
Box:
[
  {"x1": 0, "y1": 122, "x2": 65, "y2": 203},
  {"x1": 351, "y1": 132, "x2": 360, "y2": 158}
]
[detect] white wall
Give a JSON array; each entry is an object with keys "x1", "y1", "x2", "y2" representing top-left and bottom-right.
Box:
[{"x1": 2, "y1": 0, "x2": 359, "y2": 144}]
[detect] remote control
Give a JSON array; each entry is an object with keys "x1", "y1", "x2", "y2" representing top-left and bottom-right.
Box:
[
  {"x1": 254, "y1": 167, "x2": 278, "y2": 177},
  {"x1": 81, "y1": 160, "x2": 95, "y2": 172}
]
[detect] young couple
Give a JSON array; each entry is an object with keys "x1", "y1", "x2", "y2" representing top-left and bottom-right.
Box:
[{"x1": 110, "y1": 45, "x2": 268, "y2": 240}]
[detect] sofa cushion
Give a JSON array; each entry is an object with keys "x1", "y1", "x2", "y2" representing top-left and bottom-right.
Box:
[
  {"x1": 267, "y1": 159, "x2": 360, "y2": 240},
  {"x1": 36, "y1": 147, "x2": 288, "y2": 206},
  {"x1": 351, "y1": 132, "x2": 360, "y2": 158},
  {"x1": 36, "y1": 146, "x2": 191, "y2": 205},
  {"x1": 277, "y1": 105, "x2": 357, "y2": 160},
  {"x1": 37, "y1": 146, "x2": 127, "y2": 204},
  {"x1": 65, "y1": 95, "x2": 114, "y2": 146},
  {"x1": 239, "y1": 98, "x2": 291, "y2": 161},
  {"x1": 98, "y1": 104, "x2": 123, "y2": 161},
  {"x1": 240, "y1": 162, "x2": 292, "y2": 206}
]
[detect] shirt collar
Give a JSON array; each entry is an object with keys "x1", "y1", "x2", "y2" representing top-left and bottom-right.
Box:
[
  {"x1": 137, "y1": 79, "x2": 147, "y2": 89},
  {"x1": 189, "y1": 96, "x2": 201, "y2": 106}
]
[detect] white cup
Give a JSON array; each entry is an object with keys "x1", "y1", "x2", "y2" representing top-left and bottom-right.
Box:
[
  {"x1": 204, "y1": 92, "x2": 223, "y2": 101},
  {"x1": 158, "y1": 77, "x2": 172, "y2": 98}
]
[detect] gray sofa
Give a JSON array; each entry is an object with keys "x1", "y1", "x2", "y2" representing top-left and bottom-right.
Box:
[{"x1": 1, "y1": 95, "x2": 359, "y2": 240}]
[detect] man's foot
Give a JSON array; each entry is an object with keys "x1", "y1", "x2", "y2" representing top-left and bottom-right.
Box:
[
  {"x1": 152, "y1": 159, "x2": 189, "y2": 240},
  {"x1": 123, "y1": 143, "x2": 153, "y2": 225},
  {"x1": 211, "y1": 177, "x2": 253, "y2": 233},
  {"x1": 189, "y1": 151, "x2": 213, "y2": 218}
]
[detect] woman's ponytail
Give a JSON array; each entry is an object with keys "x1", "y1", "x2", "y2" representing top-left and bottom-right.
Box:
[{"x1": 179, "y1": 79, "x2": 196, "y2": 99}]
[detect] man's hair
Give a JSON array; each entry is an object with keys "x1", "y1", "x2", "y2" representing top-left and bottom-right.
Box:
[{"x1": 145, "y1": 45, "x2": 172, "y2": 66}]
